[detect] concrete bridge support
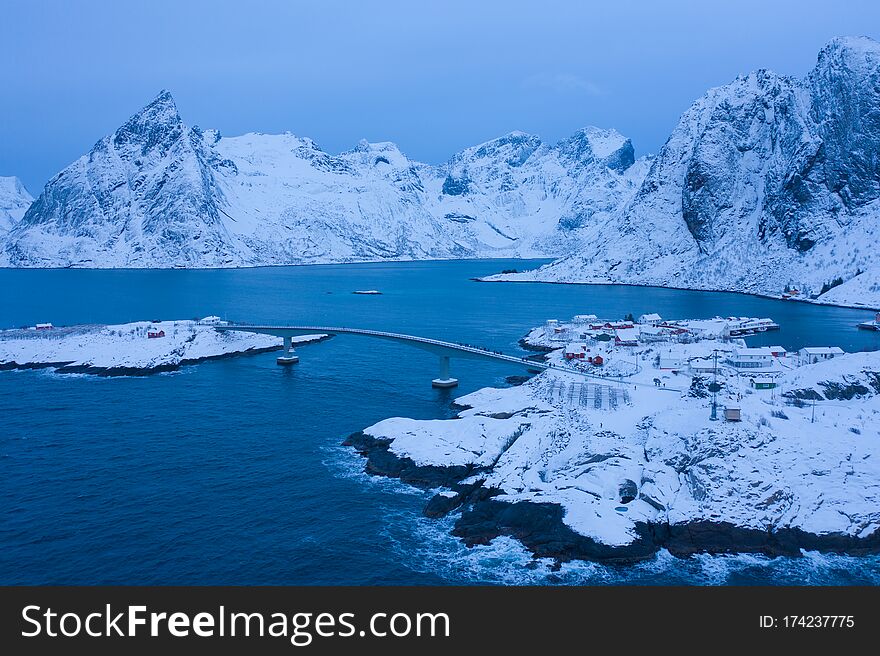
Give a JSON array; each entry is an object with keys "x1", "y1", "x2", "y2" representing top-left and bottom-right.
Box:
[
  {"x1": 432, "y1": 355, "x2": 458, "y2": 388},
  {"x1": 277, "y1": 335, "x2": 300, "y2": 365}
]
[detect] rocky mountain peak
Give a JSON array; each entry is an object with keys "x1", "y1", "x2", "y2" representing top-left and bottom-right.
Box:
[
  {"x1": 0, "y1": 176, "x2": 33, "y2": 234},
  {"x1": 555, "y1": 127, "x2": 634, "y2": 172},
  {"x1": 110, "y1": 89, "x2": 186, "y2": 155}
]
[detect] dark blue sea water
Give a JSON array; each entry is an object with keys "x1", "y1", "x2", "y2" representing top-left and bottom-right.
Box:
[{"x1": 2, "y1": 259, "x2": 879, "y2": 585}]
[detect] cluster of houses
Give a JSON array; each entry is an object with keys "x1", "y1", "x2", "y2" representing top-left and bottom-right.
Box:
[
  {"x1": 546, "y1": 313, "x2": 779, "y2": 349},
  {"x1": 547, "y1": 312, "x2": 848, "y2": 379},
  {"x1": 657, "y1": 344, "x2": 846, "y2": 389}
]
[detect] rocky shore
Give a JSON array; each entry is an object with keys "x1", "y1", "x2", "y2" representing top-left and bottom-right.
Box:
[{"x1": 346, "y1": 427, "x2": 880, "y2": 563}]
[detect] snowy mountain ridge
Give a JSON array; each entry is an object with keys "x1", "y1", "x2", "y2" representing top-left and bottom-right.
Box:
[
  {"x1": 492, "y1": 36, "x2": 880, "y2": 308},
  {"x1": 0, "y1": 92, "x2": 644, "y2": 267},
  {"x1": 4, "y1": 36, "x2": 879, "y2": 312},
  {"x1": 0, "y1": 177, "x2": 33, "y2": 235}
]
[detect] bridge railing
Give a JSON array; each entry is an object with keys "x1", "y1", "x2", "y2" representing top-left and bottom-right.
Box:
[{"x1": 221, "y1": 324, "x2": 548, "y2": 365}]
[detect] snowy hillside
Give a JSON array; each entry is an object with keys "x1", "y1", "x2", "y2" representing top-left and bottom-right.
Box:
[
  {"x1": 490, "y1": 37, "x2": 880, "y2": 309},
  {"x1": 0, "y1": 177, "x2": 33, "y2": 235},
  {"x1": 0, "y1": 93, "x2": 645, "y2": 268},
  {"x1": 349, "y1": 322, "x2": 880, "y2": 560}
]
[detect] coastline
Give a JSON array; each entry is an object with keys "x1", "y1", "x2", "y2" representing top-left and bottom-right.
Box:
[
  {"x1": 0, "y1": 342, "x2": 317, "y2": 376},
  {"x1": 345, "y1": 425, "x2": 880, "y2": 564},
  {"x1": 476, "y1": 277, "x2": 880, "y2": 313},
  {"x1": 0, "y1": 323, "x2": 332, "y2": 377}
]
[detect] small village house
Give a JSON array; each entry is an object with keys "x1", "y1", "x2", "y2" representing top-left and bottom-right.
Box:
[
  {"x1": 659, "y1": 349, "x2": 687, "y2": 370},
  {"x1": 797, "y1": 346, "x2": 845, "y2": 365},
  {"x1": 688, "y1": 358, "x2": 718, "y2": 374},
  {"x1": 614, "y1": 327, "x2": 639, "y2": 346},
  {"x1": 726, "y1": 347, "x2": 774, "y2": 369},
  {"x1": 638, "y1": 313, "x2": 662, "y2": 325},
  {"x1": 750, "y1": 376, "x2": 778, "y2": 390}
]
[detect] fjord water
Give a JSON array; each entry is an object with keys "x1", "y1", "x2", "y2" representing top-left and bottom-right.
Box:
[{"x1": 2, "y1": 259, "x2": 880, "y2": 585}]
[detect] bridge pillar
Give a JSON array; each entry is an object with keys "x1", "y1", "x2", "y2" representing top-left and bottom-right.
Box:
[
  {"x1": 432, "y1": 355, "x2": 458, "y2": 388},
  {"x1": 277, "y1": 335, "x2": 300, "y2": 365}
]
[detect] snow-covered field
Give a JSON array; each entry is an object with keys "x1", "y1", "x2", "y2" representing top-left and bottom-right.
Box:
[
  {"x1": 355, "y1": 318, "x2": 880, "y2": 557},
  {"x1": 0, "y1": 320, "x2": 325, "y2": 374}
]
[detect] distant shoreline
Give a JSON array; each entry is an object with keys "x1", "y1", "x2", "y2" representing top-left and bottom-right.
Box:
[{"x1": 476, "y1": 276, "x2": 880, "y2": 313}]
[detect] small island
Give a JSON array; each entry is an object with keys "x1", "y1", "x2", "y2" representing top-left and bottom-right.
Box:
[
  {"x1": 0, "y1": 320, "x2": 328, "y2": 376},
  {"x1": 353, "y1": 290, "x2": 383, "y2": 295}
]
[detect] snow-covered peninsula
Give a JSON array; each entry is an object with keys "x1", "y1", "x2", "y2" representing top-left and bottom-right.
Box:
[
  {"x1": 0, "y1": 320, "x2": 327, "y2": 375},
  {"x1": 347, "y1": 314, "x2": 880, "y2": 562}
]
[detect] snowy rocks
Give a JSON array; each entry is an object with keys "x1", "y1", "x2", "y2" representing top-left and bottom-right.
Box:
[{"x1": 343, "y1": 431, "x2": 488, "y2": 489}]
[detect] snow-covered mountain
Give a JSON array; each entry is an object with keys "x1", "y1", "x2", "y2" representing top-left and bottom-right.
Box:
[
  {"x1": 0, "y1": 92, "x2": 645, "y2": 267},
  {"x1": 0, "y1": 177, "x2": 33, "y2": 235},
  {"x1": 494, "y1": 37, "x2": 880, "y2": 307}
]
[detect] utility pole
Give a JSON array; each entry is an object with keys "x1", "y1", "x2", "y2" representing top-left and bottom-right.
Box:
[
  {"x1": 709, "y1": 349, "x2": 719, "y2": 421},
  {"x1": 811, "y1": 398, "x2": 816, "y2": 424}
]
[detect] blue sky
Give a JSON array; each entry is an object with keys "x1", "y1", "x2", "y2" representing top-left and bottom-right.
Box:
[{"x1": 2, "y1": 0, "x2": 879, "y2": 192}]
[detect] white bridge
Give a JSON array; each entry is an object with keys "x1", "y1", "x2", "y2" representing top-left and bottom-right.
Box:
[{"x1": 215, "y1": 324, "x2": 551, "y2": 388}]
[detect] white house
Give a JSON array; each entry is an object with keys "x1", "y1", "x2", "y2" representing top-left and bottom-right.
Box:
[
  {"x1": 572, "y1": 314, "x2": 598, "y2": 325},
  {"x1": 798, "y1": 347, "x2": 845, "y2": 365},
  {"x1": 198, "y1": 315, "x2": 223, "y2": 325},
  {"x1": 689, "y1": 357, "x2": 718, "y2": 374},
  {"x1": 638, "y1": 313, "x2": 662, "y2": 325},
  {"x1": 726, "y1": 347, "x2": 774, "y2": 369},
  {"x1": 659, "y1": 352, "x2": 686, "y2": 370}
]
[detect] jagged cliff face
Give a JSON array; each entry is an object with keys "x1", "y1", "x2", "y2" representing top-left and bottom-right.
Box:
[
  {"x1": 433, "y1": 127, "x2": 647, "y2": 254},
  {"x1": 3, "y1": 92, "x2": 238, "y2": 266},
  {"x1": 0, "y1": 94, "x2": 644, "y2": 268},
  {"x1": 0, "y1": 177, "x2": 33, "y2": 235},
  {"x1": 516, "y1": 36, "x2": 880, "y2": 305}
]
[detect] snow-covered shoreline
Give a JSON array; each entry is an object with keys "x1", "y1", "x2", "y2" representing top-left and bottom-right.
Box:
[
  {"x1": 0, "y1": 320, "x2": 328, "y2": 376},
  {"x1": 346, "y1": 317, "x2": 880, "y2": 563},
  {"x1": 478, "y1": 276, "x2": 880, "y2": 313}
]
